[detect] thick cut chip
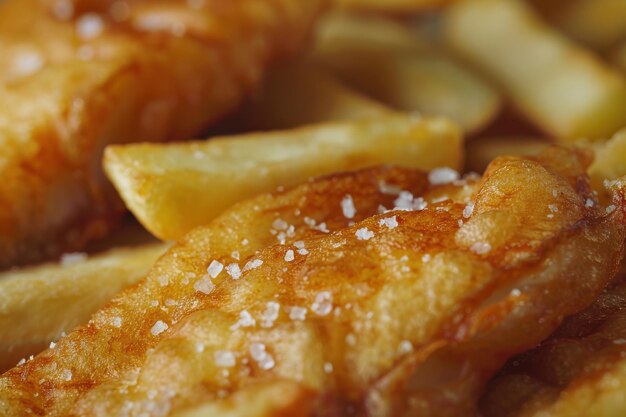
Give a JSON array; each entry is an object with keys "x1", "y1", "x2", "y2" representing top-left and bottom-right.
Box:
[
  {"x1": 0, "y1": 242, "x2": 168, "y2": 374},
  {"x1": 0, "y1": 0, "x2": 323, "y2": 268},
  {"x1": 314, "y1": 14, "x2": 501, "y2": 133},
  {"x1": 334, "y1": 0, "x2": 449, "y2": 13},
  {"x1": 444, "y1": 0, "x2": 626, "y2": 140},
  {"x1": 1, "y1": 149, "x2": 626, "y2": 416},
  {"x1": 480, "y1": 276, "x2": 626, "y2": 417},
  {"x1": 104, "y1": 115, "x2": 463, "y2": 240},
  {"x1": 466, "y1": 136, "x2": 551, "y2": 173},
  {"x1": 239, "y1": 62, "x2": 394, "y2": 130}
]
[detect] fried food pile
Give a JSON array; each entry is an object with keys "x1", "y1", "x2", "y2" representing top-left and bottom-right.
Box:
[
  {"x1": 1, "y1": 148, "x2": 626, "y2": 416},
  {"x1": 3, "y1": 0, "x2": 626, "y2": 416},
  {"x1": 0, "y1": 0, "x2": 323, "y2": 268}
]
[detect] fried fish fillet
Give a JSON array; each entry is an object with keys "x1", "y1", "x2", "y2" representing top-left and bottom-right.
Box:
[
  {"x1": 1, "y1": 149, "x2": 625, "y2": 417},
  {"x1": 480, "y1": 276, "x2": 626, "y2": 417},
  {"x1": 0, "y1": 0, "x2": 324, "y2": 268}
]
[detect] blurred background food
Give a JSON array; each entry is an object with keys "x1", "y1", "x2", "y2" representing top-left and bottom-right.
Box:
[{"x1": 2, "y1": 0, "x2": 626, "y2": 416}]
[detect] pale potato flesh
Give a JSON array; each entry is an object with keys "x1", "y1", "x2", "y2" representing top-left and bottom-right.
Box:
[
  {"x1": 1, "y1": 149, "x2": 626, "y2": 416},
  {"x1": 0, "y1": 0, "x2": 323, "y2": 268},
  {"x1": 104, "y1": 115, "x2": 463, "y2": 240},
  {"x1": 444, "y1": 0, "x2": 626, "y2": 140}
]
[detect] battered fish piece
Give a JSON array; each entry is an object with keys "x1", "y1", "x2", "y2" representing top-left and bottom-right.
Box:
[
  {"x1": 1, "y1": 149, "x2": 625, "y2": 417},
  {"x1": 0, "y1": 0, "x2": 323, "y2": 268},
  {"x1": 480, "y1": 275, "x2": 626, "y2": 417}
]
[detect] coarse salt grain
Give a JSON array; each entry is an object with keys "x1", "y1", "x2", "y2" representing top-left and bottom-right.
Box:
[
  {"x1": 428, "y1": 167, "x2": 459, "y2": 185},
  {"x1": 398, "y1": 340, "x2": 413, "y2": 354},
  {"x1": 226, "y1": 263, "x2": 242, "y2": 280},
  {"x1": 284, "y1": 250, "x2": 294, "y2": 262},
  {"x1": 298, "y1": 248, "x2": 309, "y2": 256},
  {"x1": 61, "y1": 369, "x2": 72, "y2": 381},
  {"x1": 289, "y1": 306, "x2": 307, "y2": 321},
  {"x1": 355, "y1": 227, "x2": 374, "y2": 241},
  {"x1": 14, "y1": 52, "x2": 45, "y2": 77},
  {"x1": 585, "y1": 198, "x2": 595, "y2": 208},
  {"x1": 150, "y1": 320, "x2": 168, "y2": 336},
  {"x1": 250, "y1": 343, "x2": 275, "y2": 370},
  {"x1": 294, "y1": 241, "x2": 305, "y2": 249},
  {"x1": 607, "y1": 205, "x2": 617, "y2": 214},
  {"x1": 214, "y1": 350, "x2": 236, "y2": 368},
  {"x1": 158, "y1": 275, "x2": 169, "y2": 286},
  {"x1": 76, "y1": 13, "x2": 105, "y2": 40},
  {"x1": 311, "y1": 291, "x2": 333, "y2": 316},
  {"x1": 207, "y1": 260, "x2": 224, "y2": 278},
  {"x1": 243, "y1": 259, "x2": 263, "y2": 271},
  {"x1": 379, "y1": 216, "x2": 398, "y2": 230},
  {"x1": 231, "y1": 310, "x2": 256, "y2": 330},
  {"x1": 510, "y1": 288, "x2": 521, "y2": 297},
  {"x1": 60, "y1": 252, "x2": 87, "y2": 266},
  {"x1": 272, "y1": 218, "x2": 288, "y2": 231},
  {"x1": 341, "y1": 195, "x2": 356, "y2": 219},
  {"x1": 193, "y1": 276, "x2": 215, "y2": 294},
  {"x1": 548, "y1": 204, "x2": 559, "y2": 213},
  {"x1": 470, "y1": 242, "x2": 491, "y2": 255},
  {"x1": 463, "y1": 201, "x2": 474, "y2": 218},
  {"x1": 324, "y1": 362, "x2": 334, "y2": 373},
  {"x1": 231, "y1": 251, "x2": 240, "y2": 260},
  {"x1": 111, "y1": 317, "x2": 122, "y2": 328},
  {"x1": 261, "y1": 301, "x2": 280, "y2": 328}
]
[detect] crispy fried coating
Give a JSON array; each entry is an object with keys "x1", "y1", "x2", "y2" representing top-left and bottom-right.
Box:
[
  {"x1": 0, "y1": 0, "x2": 324, "y2": 268},
  {"x1": 480, "y1": 272, "x2": 626, "y2": 417},
  {"x1": 1, "y1": 150, "x2": 625, "y2": 417}
]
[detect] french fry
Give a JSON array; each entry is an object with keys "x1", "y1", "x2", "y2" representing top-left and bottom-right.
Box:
[
  {"x1": 334, "y1": 0, "x2": 449, "y2": 13},
  {"x1": 465, "y1": 135, "x2": 550, "y2": 173},
  {"x1": 104, "y1": 115, "x2": 463, "y2": 240},
  {"x1": 615, "y1": 42, "x2": 626, "y2": 72},
  {"x1": 0, "y1": 243, "x2": 168, "y2": 373},
  {"x1": 589, "y1": 129, "x2": 626, "y2": 202},
  {"x1": 444, "y1": 0, "x2": 626, "y2": 141},
  {"x1": 239, "y1": 62, "x2": 394, "y2": 130},
  {"x1": 314, "y1": 14, "x2": 501, "y2": 133},
  {"x1": 534, "y1": 0, "x2": 626, "y2": 50}
]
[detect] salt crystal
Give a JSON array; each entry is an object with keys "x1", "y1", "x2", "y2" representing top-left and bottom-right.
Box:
[
  {"x1": 272, "y1": 218, "x2": 288, "y2": 231},
  {"x1": 158, "y1": 275, "x2": 169, "y2": 287},
  {"x1": 14, "y1": 52, "x2": 44, "y2": 77},
  {"x1": 311, "y1": 291, "x2": 333, "y2": 316},
  {"x1": 243, "y1": 259, "x2": 263, "y2": 271},
  {"x1": 60, "y1": 252, "x2": 87, "y2": 266},
  {"x1": 49, "y1": 341, "x2": 56, "y2": 349},
  {"x1": 470, "y1": 242, "x2": 491, "y2": 255},
  {"x1": 214, "y1": 350, "x2": 236, "y2": 368},
  {"x1": 422, "y1": 254, "x2": 431, "y2": 263},
  {"x1": 297, "y1": 248, "x2": 309, "y2": 256},
  {"x1": 261, "y1": 301, "x2": 280, "y2": 328},
  {"x1": 548, "y1": 204, "x2": 559, "y2": 213},
  {"x1": 111, "y1": 317, "x2": 122, "y2": 328},
  {"x1": 341, "y1": 195, "x2": 356, "y2": 219},
  {"x1": 231, "y1": 251, "x2": 240, "y2": 260},
  {"x1": 398, "y1": 340, "x2": 413, "y2": 354},
  {"x1": 150, "y1": 320, "x2": 168, "y2": 336},
  {"x1": 207, "y1": 260, "x2": 224, "y2": 278},
  {"x1": 585, "y1": 198, "x2": 595, "y2": 208},
  {"x1": 76, "y1": 13, "x2": 105, "y2": 40},
  {"x1": 463, "y1": 201, "x2": 475, "y2": 218},
  {"x1": 355, "y1": 227, "x2": 374, "y2": 241},
  {"x1": 231, "y1": 310, "x2": 256, "y2": 330},
  {"x1": 294, "y1": 241, "x2": 305, "y2": 249},
  {"x1": 324, "y1": 362, "x2": 334, "y2": 373},
  {"x1": 61, "y1": 369, "x2": 72, "y2": 381},
  {"x1": 226, "y1": 263, "x2": 242, "y2": 280},
  {"x1": 606, "y1": 205, "x2": 617, "y2": 214},
  {"x1": 250, "y1": 343, "x2": 275, "y2": 370},
  {"x1": 284, "y1": 250, "x2": 295, "y2": 262},
  {"x1": 346, "y1": 333, "x2": 357, "y2": 346},
  {"x1": 428, "y1": 167, "x2": 459, "y2": 185},
  {"x1": 194, "y1": 276, "x2": 215, "y2": 294},
  {"x1": 510, "y1": 288, "x2": 521, "y2": 297},
  {"x1": 379, "y1": 216, "x2": 398, "y2": 230},
  {"x1": 289, "y1": 306, "x2": 307, "y2": 321}
]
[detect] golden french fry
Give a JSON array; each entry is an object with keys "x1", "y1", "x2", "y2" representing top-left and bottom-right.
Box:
[
  {"x1": 465, "y1": 136, "x2": 551, "y2": 173},
  {"x1": 551, "y1": 0, "x2": 626, "y2": 49},
  {"x1": 104, "y1": 115, "x2": 463, "y2": 240},
  {"x1": 0, "y1": 243, "x2": 168, "y2": 373},
  {"x1": 239, "y1": 63, "x2": 394, "y2": 130},
  {"x1": 614, "y1": 43, "x2": 626, "y2": 72},
  {"x1": 334, "y1": 0, "x2": 449, "y2": 13},
  {"x1": 314, "y1": 14, "x2": 501, "y2": 133},
  {"x1": 589, "y1": 129, "x2": 626, "y2": 201},
  {"x1": 444, "y1": 0, "x2": 626, "y2": 140}
]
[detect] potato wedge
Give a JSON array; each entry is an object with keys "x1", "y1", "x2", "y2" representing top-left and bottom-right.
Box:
[
  {"x1": 0, "y1": 242, "x2": 168, "y2": 373},
  {"x1": 314, "y1": 14, "x2": 501, "y2": 134},
  {"x1": 104, "y1": 115, "x2": 463, "y2": 240},
  {"x1": 444, "y1": 0, "x2": 626, "y2": 140},
  {"x1": 466, "y1": 136, "x2": 551, "y2": 173},
  {"x1": 239, "y1": 63, "x2": 394, "y2": 130}
]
